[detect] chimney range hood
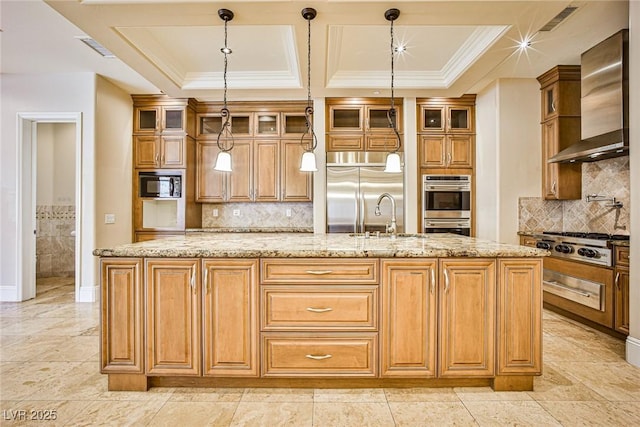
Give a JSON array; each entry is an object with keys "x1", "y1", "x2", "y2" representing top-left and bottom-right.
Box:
[{"x1": 548, "y1": 29, "x2": 628, "y2": 163}]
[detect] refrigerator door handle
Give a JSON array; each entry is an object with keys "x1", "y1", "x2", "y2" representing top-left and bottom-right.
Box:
[
  {"x1": 354, "y1": 189, "x2": 360, "y2": 233},
  {"x1": 359, "y1": 190, "x2": 365, "y2": 233}
]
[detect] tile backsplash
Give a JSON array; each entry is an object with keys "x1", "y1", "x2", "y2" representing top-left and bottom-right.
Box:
[
  {"x1": 519, "y1": 156, "x2": 630, "y2": 235},
  {"x1": 202, "y1": 202, "x2": 313, "y2": 229},
  {"x1": 36, "y1": 205, "x2": 75, "y2": 278}
]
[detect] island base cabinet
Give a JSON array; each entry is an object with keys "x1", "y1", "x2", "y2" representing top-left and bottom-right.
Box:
[
  {"x1": 381, "y1": 260, "x2": 437, "y2": 377},
  {"x1": 203, "y1": 260, "x2": 259, "y2": 377},
  {"x1": 439, "y1": 259, "x2": 496, "y2": 378},
  {"x1": 497, "y1": 259, "x2": 542, "y2": 375},
  {"x1": 262, "y1": 333, "x2": 378, "y2": 377},
  {"x1": 101, "y1": 259, "x2": 144, "y2": 374},
  {"x1": 146, "y1": 259, "x2": 201, "y2": 376}
]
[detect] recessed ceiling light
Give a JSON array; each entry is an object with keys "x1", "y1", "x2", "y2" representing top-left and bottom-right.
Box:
[
  {"x1": 394, "y1": 45, "x2": 406, "y2": 53},
  {"x1": 75, "y1": 36, "x2": 115, "y2": 58}
]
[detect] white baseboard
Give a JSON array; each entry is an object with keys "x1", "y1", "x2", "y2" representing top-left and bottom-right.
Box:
[
  {"x1": 77, "y1": 284, "x2": 98, "y2": 303},
  {"x1": 626, "y1": 336, "x2": 640, "y2": 367},
  {"x1": 0, "y1": 285, "x2": 19, "y2": 302}
]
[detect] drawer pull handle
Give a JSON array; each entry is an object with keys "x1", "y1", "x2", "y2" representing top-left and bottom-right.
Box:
[
  {"x1": 306, "y1": 307, "x2": 333, "y2": 313},
  {"x1": 305, "y1": 270, "x2": 333, "y2": 275},
  {"x1": 305, "y1": 354, "x2": 332, "y2": 360}
]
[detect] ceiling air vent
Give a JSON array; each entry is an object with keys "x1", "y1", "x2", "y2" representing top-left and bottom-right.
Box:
[
  {"x1": 76, "y1": 36, "x2": 115, "y2": 58},
  {"x1": 538, "y1": 6, "x2": 578, "y2": 31}
]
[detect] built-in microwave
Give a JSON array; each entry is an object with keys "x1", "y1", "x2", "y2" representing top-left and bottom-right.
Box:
[
  {"x1": 139, "y1": 172, "x2": 182, "y2": 198},
  {"x1": 423, "y1": 174, "x2": 471, "y2": 235}
]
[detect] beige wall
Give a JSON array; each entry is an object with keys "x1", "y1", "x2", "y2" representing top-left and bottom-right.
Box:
[
  {"x1": 36, "y1": 123, "x2": 76, "y2": 206},
  {"x1": 95, "y1": 77, "x2": 134, "y2": 247},
  {"x1": 476, "y1": 78, "x2": 540, "y2": 244}
]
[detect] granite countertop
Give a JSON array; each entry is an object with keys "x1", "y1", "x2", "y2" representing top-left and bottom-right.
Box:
[{"x1": 94, "y1": 233, "x2": 548, "y2": 259}]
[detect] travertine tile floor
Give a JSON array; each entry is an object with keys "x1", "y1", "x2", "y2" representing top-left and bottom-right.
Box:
[{"x1": 2, "y1": 277, "x2": 640, "y2": 426}]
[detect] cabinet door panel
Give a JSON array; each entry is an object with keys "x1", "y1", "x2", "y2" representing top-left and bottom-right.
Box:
[
  {"x1": 227, "y1": 141, "x2": 252, "y2": 202},
  {"x1": 420, "y1": 135, "x2": 446, "y2": 168},
  {"x1": 327, "y1": 135, "x2": 365, "y2": 151},
  {"x1": 101, "y1": 259, "x2": 143, "y2": 373},
  {"x1": 134, "y1": 135, "x2": 159, "y2": 168},
  {"x1": 497, "y1": 259, "x2": 542, "y2": 374},
  {"x1": 196, "y1": 142, "x2": 225, "y2": 202},
  {"x1": 614, "y1": 268, "x2": 630, "y2": 334},
  {"x1": 203, "y1": 260, "x2": 258, "y2": 376},
  {"x1": 439, "y1": 259, "x2": 495, "y2": 377},
  {"x1": 282, "y1": 141, "x2": 312, "y2": 201},
  {"x1": 448, "y1": 135, "x2": 473, "y2": 168},
  {"x1": 254, "y1": 140, "x2": 280, "y2": 201},
  {"x1": 161, "y1": 136, "x2": 185, "y2": 168},
  {"x1": 381, "y1": 260, "x2": 437, "y2": 377},
  {"x1": 146, "y1": 259, "x2": 200, "y2": 375}
]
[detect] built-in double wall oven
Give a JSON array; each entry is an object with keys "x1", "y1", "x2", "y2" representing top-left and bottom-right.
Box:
[{"x1": 422, "y1": 174, "x2": 471, "y2": 236}]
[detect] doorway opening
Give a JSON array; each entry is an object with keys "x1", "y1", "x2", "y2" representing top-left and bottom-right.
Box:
[{"x1": 17, "y1": 113, "x2": 83, "y2": 302}]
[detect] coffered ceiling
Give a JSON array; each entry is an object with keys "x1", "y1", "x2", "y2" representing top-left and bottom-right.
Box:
[{"x1": 1, "y1": 1, "x2": 629, "y2": 101}]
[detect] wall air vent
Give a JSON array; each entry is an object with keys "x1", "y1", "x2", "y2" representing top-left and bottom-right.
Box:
[
  {"x1": 538, "y1": 6, "x2": 578, "y2": 31},
  {"x1": 76, "y1": 36, "x2": 115, "y2": 58}
]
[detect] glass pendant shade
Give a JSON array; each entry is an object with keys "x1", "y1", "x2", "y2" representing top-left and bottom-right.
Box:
[
  {"x1": 214, "y1": 151, "x2": 232, "y2": 172},
  {"x1": 384, "y1": 152, "x2": 402, "y2": 173},
  {"x1": 300, "y1": 151, "x2": 318, "y2": 172}
]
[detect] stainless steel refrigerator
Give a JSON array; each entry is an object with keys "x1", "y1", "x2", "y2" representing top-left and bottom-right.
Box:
[{"x1": 326, "y1": 152, "x2": 404, "y2": 233}]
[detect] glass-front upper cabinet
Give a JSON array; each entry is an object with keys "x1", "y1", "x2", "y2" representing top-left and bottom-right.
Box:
[
  {"x1": 542, "y1": 82, "x2": 559, "y2": 121},
  {"x1": 283, "y1": 113, "x2": 309, "y2": 136},
  {"x1": 197, "y1": 113, "x2": 251, "y2": 137},
  {"x1": 419, "y1": 104, "x2": 474, "y2": 133},
  {"x1": 366, "y1": 106, "x2": 402, "y2": 133},
  {"x1": 255, "y1": 113, "x2": 279, "y2": 136},
  {"x1": 135, "y1": 106, "x2": 185, "y2": 133},
  {"x1": 329, "y1": 105, "x2": 363, "y2": 132}
]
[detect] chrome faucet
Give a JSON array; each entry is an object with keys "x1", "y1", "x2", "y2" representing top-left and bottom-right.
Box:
[{"x1": 375, "y1": 192, "x2": 397, "y2": 238}]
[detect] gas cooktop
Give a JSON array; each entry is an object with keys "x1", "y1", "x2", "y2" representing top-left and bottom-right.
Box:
[{"x1": 542, "y1": 231, "x2": 630, "y2": 241}]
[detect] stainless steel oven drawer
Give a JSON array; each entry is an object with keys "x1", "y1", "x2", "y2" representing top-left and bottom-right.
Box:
[{"x1": 543, "y1": 269, "x2": 604, "y2": 311}]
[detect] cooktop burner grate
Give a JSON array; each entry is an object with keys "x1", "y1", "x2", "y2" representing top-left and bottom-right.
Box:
[{"x1": 542, "y1": 231, "x2": 629, "y2": 241}]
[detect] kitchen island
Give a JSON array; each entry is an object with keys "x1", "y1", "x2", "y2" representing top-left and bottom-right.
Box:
[{"x1": 94, "y1": 233, "x2": 547, "y2": 392}]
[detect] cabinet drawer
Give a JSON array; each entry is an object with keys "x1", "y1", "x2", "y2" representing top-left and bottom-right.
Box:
[
  {"x1": 261, "y1": 259, "x2": 378, "y2": 284},
  {"x1": 615, "y1": 246, "x2": 630, "y2": 267},
  {"x1": 262, "y1": 286, "x2": 378, "y2": 331},
  {"x1": 262, "y1": 333, "x2": 378, "y2": 377}
]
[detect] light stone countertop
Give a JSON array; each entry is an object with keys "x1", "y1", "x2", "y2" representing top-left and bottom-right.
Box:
[{"x1": 93, "y1": 233, "x2": 548, "y2": 258}]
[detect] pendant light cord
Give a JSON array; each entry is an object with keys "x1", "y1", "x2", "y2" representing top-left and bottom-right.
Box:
[
  {"x1": 218, "y1": 13, "x2": 234, "y2": 153},
  {"x1": 301, "y1": 9, "x2": 318, "y2": 152},
  {"x1": 387, "y1": 12, "x2": 401, "y2": 153}
]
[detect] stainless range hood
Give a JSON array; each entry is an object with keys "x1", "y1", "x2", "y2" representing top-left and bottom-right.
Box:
[{"x1": 549, "y1": 30, "x2": 628, "y2": 163}]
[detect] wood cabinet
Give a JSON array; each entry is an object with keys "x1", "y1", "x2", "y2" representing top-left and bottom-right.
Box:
[
  {"x1": 132, "y1": 96, "x2": 200, "y2": 241},
  {"x1": 497, "y1": 259, "x2": 542, "y2": 375},
  {"x1": 260, "y1": 259, "x2": 379, "y2": 377},
  {"x1": 417, "y1": 95, "x2": 475, "y2": 172},
  {"x1": 146, "y1": 259, "x2": 201, "y2": 376},
  {"x1": 326, "y1": 98, "x2": 403, "y2": 152},
  {"x1": 614, "y1": 246, "x2": 630, "y2": 335},
  {"x1": 380, "y1": 260, "x2": 437, "y2": 378},
  {"x1": 195, "y1": 102, "x2": 312, "y2": 203},
  {"x1": 419, "y1": 103, "x2": 474, "y2": 134},
  {"x1": 419, "y1": 134, "x2": 474, "y2": 169},
  {"x1": 203, "y1": 259, "x2": 259, "y2": 376},
  {"x1": 134, "y1": 135, "x2": 186, "y2": 168},
  {"x1": 439, "y1": 259, "x2": 495, "y2": 377},
  {"x1": 101, "y1": 259, "x2": 144, "y2": 374},
  {"x1": 537, "y1": 66, "x2": 582, "y2": 200}
]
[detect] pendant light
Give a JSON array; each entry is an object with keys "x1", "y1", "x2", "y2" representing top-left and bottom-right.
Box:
[
  {"x1": 299, "y1": 7, "x2": 318, "y2": 172},
  {"x1": 214, "y1": 8, "x2": 235, "y2": 172},
  {"x1": 384, "y1": 8, "x2": 402, "y2": 173}
]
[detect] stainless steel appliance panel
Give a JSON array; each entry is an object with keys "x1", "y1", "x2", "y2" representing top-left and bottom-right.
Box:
[
  {"x1": 326, "y1": 152, "x2": 404, "y2": 234},
  {"x1": 359, "y1": 167, "x2": 404, "y2": 233},
  {"x1": 326, "y1": 166, "x2": 359, "y2": 233},
  {"x1": 543, "y1": 269, "x2": 604, "y2": 311}
]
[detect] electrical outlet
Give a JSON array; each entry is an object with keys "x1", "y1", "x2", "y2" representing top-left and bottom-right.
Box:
[
  {"x1": 233, "y1": 209, "x2": 241, "y2": 217},
  {"x1": 104, "y1": 213, "x2": 116, "y2": 224},
  {"x1": 286, "y1": 208, "x2": 292, "y2": 217},
  {"x1": 213, "y1": 208, "x2": 219, "y2": 217}
]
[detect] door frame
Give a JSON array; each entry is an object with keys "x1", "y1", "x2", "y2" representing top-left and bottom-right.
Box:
[{"x1": 17, "y1": 112, "x2": 83, "y2": 301}]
